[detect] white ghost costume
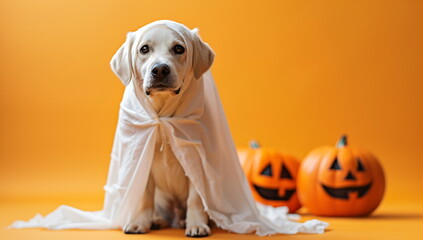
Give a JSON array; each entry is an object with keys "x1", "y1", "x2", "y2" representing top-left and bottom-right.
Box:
[{"x1": 10, "y1": 20, "x2": 328, "y2": 236}]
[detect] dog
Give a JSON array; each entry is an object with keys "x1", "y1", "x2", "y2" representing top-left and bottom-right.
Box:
[{"x1": 111, "y1": 22, "x2": 214, "y2": 237}]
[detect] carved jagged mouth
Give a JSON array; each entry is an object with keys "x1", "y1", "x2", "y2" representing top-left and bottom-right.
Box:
[
  {"x1": 253, "y1": 184, "x2": 295, "y2": 201},
  {"x1": 321, "y1": 183, "x2": 372, "y2": 199}
]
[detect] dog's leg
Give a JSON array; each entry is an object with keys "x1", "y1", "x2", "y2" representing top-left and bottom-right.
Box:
[
  {"x1": 151, "y1": 189, "x2": 171, "y2": 230},
  {"x1": 175, "y1": 205, "x2": 187, "y2": 229},
  {"x1": 123, "y1": 175, "x2": 155, "y2": 234},
  {"x1": 185, "y1": 182, "x2": 210, "y2": 237}
]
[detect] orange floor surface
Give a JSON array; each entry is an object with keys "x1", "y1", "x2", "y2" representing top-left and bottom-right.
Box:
[{"x1": 1, "y1": 197, "x2": 422, "y2": 240}]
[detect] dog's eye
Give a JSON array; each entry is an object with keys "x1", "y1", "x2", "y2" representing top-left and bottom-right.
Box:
[
  {"x1": 173, "y1": 45, "x2": 185, "y2": 54},
  {"x1": 140, "y1": 45, "x2": 149, "y2": 54}
]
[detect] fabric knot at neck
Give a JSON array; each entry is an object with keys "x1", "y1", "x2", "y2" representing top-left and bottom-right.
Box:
[
  {"x1": 153, "y1": 116, "x2": 161, "y2": 123},
  {"x1": 153, "y1": 116, "x2": 166, "y2": 152}
]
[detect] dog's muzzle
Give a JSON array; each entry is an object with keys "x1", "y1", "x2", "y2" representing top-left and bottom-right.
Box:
[
  {"x1": 151, "y1": 63, "x2": 171, "y2": 81},
  {"x1": 145, "y1": 63, "x2": 181, "y2": 95}
]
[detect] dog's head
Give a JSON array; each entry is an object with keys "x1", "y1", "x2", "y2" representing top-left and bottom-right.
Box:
[{"x1": 111, "y1": 21, "x2": 214, "y2": 97}]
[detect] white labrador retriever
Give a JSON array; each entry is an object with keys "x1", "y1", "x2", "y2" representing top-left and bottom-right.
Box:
[{"x1": 111, "y1": 22, "x2": 214, "y2": 237}]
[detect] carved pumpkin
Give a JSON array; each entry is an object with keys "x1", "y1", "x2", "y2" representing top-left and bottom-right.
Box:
[
  {"x1": 297, "y1": 135, "x2": 385, "y2": 216},
  {"x1": 238, "y1": 141, "x2": 301, "y2": 212}
]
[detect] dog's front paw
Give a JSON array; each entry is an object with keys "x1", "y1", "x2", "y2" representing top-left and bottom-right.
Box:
[
  {"x1": 123, "y1": 222, "x2": 151, "y2": 234},
  {"x1": 185, "y1": 224, "x2": 210, "y2": 238},
  {"x1": 123, "y1": 214, "x2": 152, "y2": 234}
]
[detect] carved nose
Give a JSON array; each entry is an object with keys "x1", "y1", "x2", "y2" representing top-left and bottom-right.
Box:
[
  {"x1": 345, "y1": 171, "x2": 357, "y2": 180},
  {"x1": 151, "y1": 63, "x2": 170, "y2": 80}
]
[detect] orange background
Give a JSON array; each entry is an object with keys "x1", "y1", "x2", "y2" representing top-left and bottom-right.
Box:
[{"x1": 1, "y1": 0, "x2": 423, "y2": 239}]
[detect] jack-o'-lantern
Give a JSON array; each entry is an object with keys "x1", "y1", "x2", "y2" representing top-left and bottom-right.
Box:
[
  {"x1": 297, "y1": 135, "x2": 385, "y2": 216},
  {"x1": 238, "y1": 141, "x2": 301, "y2": 212}
]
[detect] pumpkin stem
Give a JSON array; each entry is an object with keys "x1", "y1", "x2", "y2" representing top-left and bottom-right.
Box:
[
  {"x1": 336, "y1": 135, "x2": 348, "y2": 148},
  {"x1": 249, "y1": 140, "x2": 261, "y2": 149}
]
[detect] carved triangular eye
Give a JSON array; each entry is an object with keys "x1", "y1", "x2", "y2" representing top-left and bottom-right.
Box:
[
  {"x1": 330, "y1": 157, "x2": 342, "y2": 170},
  {"x1": 357, "y1": 158, "x2": 365, "y2": 172},
  {"x1": 260, "y1": 164, "x2": 273, "y2": 176},
  {"x1": 280, "y1": 164, "x2": 293, "y2": 179}
]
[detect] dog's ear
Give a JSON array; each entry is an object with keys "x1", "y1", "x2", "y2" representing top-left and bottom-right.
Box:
[
  {"x1": 110, "y1": 32, "x2": 135, "y2": 86},
  {"x1": 191, "y1": 29, "x2": 215, "y2": 80}
]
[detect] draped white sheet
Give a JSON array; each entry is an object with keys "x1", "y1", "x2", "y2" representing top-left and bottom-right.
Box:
[{"x1": 10, "y1": 20, "x2": 328, "y2": 236}]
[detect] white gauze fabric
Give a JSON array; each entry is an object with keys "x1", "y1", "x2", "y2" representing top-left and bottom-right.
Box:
[{"x1": 10, "y1": 20, "x2": 328, "y2": 236}]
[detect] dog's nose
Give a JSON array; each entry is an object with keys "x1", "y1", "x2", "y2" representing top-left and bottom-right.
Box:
[{"x1": 151, "y1": 63, "x2": 171, "y2": 81}]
